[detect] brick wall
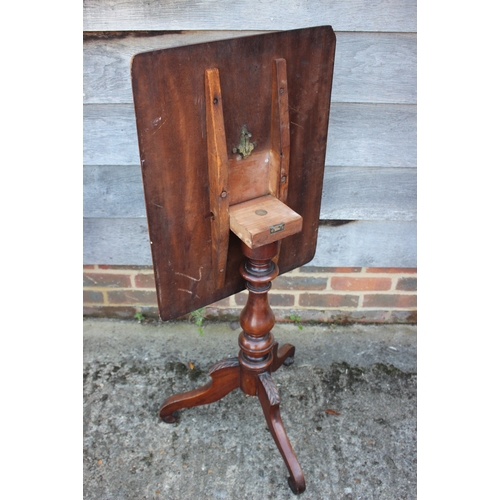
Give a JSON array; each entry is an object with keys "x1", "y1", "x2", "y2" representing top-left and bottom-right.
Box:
[{"x1": 83, "y1": 265, "x2": 416, "y2": 324}]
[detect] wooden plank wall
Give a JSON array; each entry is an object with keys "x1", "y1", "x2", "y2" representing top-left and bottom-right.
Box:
[{"x1": 83, "y1": 0, "x2": 417, "y2": 268}]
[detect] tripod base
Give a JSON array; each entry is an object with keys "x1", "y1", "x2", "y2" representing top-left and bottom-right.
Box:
[
  {"x1": 160, "y1": 240, "x2": 305, "y2": 494},
  {"x1": 159, "y1": 341, "x2": 305, "y2": 495}
]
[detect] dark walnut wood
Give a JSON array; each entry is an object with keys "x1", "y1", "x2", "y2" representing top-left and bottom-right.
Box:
[
  {"x1": 158, "y1": 241, "x2": 306, "y2": 494},
  {"x1": 257, "y1": 372, "x2": 305, "y2": 495},
  {"x1": 133, "y1": 26, "x2": 336, "y2": 495},
  {"x1": 159, "y1": 357, "x2": 240, "y2": 423},
  {"x1": 131, "y1": 26, "x2": 336, "y2": 320}
]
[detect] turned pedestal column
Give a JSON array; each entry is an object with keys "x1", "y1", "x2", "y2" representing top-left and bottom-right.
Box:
[
  {"x1": 131, "y1": 26, "x2": 336, "y2": 496},
  {"x1": 238, "y1": 240, "x2": 305, "y2": 494},
  {"x1": 159, "y1": 239, "x2": 305, "y2": 494}
]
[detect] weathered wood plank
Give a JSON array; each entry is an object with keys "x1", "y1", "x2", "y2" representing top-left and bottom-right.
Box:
[
  {"x1": 327, "y1": 103, "x2": 416, "y2": 167},
  {"x1": 333, "y1": 32, "x2": 416, "y2": 104},
  {"x1": 83, "y1": 165, "x2": 145, "y2": 218},
  {"x1": 311, "y1": 220, "x2": 417, "y2": 268},
  {"x1": 83, "y1": 0, "x2": 417, "y2": 33},
  {"x1": 83, "y1": 103, "x2": 417, "y2": 167},
  {"x1": 83, "y1": 31, "x2": 265, "y2": 104},
  {"x1": 83, "y1": 218, "x2": 151, "y2": 265},
  {"x1": 83, "y1": 165, "x2": 416, "y2": 221},
  {"x1": 83, "y1": 218, "x2": 417, "y2": 268},
  {"x1": 83, "y1": 104, "x2": 139, "y2": 165},
  {"x1": 84, "y1": 31, "x2": 416, "y2": 105},
  {"x1": 320, "y1": 167, "x2": 416, "y2": 221}
]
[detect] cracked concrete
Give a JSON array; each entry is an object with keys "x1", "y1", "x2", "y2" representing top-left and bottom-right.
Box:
[{"x1": 83, "y1": 319, "x2": 416, "y2": 499}]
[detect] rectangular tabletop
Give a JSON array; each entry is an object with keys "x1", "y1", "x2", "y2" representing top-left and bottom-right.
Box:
[{"x1": 131, "y1": 26, "x2": 336, "y2": 320}]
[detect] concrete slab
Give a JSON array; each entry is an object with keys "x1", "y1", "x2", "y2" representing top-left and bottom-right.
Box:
[{"x1": 83, "y1": 319, "x2": 416, "y2": 499}]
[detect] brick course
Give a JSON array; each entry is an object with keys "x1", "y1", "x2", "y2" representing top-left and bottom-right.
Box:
[
  {"x1": 134, "y1": 273, "x2": 156, "y2": 288},
  {"x1": 363, "y1": 294, "x2": 417, "y2": 308},
  {"x1": 107, "y1": 290, "x2": 158, "y2": 305},
  {"x1": 300, "y1": 266, "x2": 362, "y2": 273},
  {"x1": 273, "y1": 276, "x2": 328, "y2": 290},
  {"x1": 366, "y1": 267, "x2": 417, "y2": 274},
  {"x1": 83, "y1": 290, "x2": 103, "y2": 304},
  {"x1": 83, "y1": 273, "x2": 131, "y2": 288},
  {"x1": 299, "y1": 293, "x2": 359, "y2": 308},
  {"x1": 83, "y1": 266, "x2": 417, "y2": 324},
  {"x1": 269, "y1": 294, "x2": 295, "y2": 307},
  {"x1": 396, "y1": 277, "x2": 417, "y2": 291},
  {"x1": 330, "y1": 276, "x2": 392, "y2": 291}
]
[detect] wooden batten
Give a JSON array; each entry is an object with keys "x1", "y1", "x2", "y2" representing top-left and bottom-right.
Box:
[
  {"x1": 130, "y1": 28, "x2": 335, "y2": 319},
  {"x1": 269, "y1": 58, "x2": 290, "y2": 203},
  {"x1": 205, "y1": 60, "x2": 298, "y2": 282},
  {"x1": 269, "y1": 58, "x2": 291, "y2": 264},
  {"x1": 205, "y1": 68, "x2": 230, "y2": 288}
]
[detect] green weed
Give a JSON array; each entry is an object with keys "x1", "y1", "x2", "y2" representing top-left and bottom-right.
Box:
[
  {"x1": 190, "y1": 308, "x2": 206, "y2": 336},
  {"x1": 134, "y1": 311, "x2": 145, "y2": 322},
  {"x1": 288, "y1": 314, "x2": 303, "y2": 330}
]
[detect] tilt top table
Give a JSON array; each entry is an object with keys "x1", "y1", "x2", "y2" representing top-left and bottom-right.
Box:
[{"x1": 131, "y1": 26, "x2": 336, "y2": 494}]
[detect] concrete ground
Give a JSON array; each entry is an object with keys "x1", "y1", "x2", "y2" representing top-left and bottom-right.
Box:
[{"x1": 83, "y1": 319, "x2": 416, "y2": 500}]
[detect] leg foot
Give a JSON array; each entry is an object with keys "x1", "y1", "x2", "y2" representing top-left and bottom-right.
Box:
[
  {"x1": 288, "y1": 476, "x2": 304, "y2": 495},
  {"x1": 257, "y1": 371, "x2": 306, "y2": 494},
  {"x1": 271, "y1": 343, "x2": 296, "y2": 372},
  {"x1": 159, "y1": 357, "x2": 240, "y2": 423},
  {"x1": 160, "y1": 410, "x2": 179, "y2": 424}
]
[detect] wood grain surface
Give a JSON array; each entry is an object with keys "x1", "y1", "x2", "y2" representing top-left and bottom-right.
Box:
[
  {"x1": 84, "y1": 31, "x2": 416, "y2": 104},
  {"x1": 83, "y1": 165, "x2": 416, "y2": 221},
  {"x1": 82, "y1": 4, "x2": 417, "y2": 270},
  {"x1": 84, "y1": 0, "x2": 416, "y2": 32},
  {"x1": 229, "y1": 195, "x2": 302, "y2": 248},
  {"x1": 83, "y1": 218, "x2": 417, "y2": 268},
  {"x1": 83, "y1": 103, "x2": 416, "y2": 168},
  {"x1": 130, "y1": 27, "x2": 335, "y2": 319}
]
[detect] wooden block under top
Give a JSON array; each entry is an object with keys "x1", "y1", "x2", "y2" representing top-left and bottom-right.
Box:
[{"x1": 229, "y1": 195, "x2": 303, "y2": 248}]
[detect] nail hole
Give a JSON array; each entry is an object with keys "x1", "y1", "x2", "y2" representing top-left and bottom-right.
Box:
[{"x1": 213, "y1": 97, "x2": 218, "y2": 104}]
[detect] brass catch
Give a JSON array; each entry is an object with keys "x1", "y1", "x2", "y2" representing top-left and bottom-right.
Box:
[
  {"x1": 270, "y1": 222, "x2": 285, "y2": 234},
  {"x1": 232, "y1": 125, "x2": 256, "y2": 159}
]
